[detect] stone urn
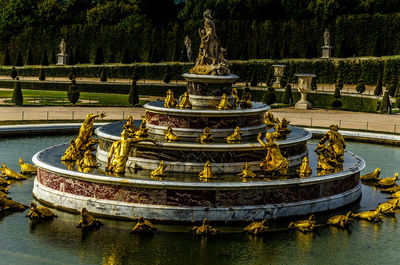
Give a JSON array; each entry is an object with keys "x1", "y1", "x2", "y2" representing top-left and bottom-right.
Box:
[
  {"x1": 294, "y1": 73, "x2": 316, "y2": 109},
  {"x1": 272, "y1": 64, "x2": 286, "y2": 88}
]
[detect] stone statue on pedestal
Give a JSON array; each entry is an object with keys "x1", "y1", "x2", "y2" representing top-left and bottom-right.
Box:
[
  {"x1": 59, "y1": 39, "x2": 66, "y2": 55},
  {"x1": 321, "y1": 28, "x2": 332, "y2": 59},
  {"x1": 57, "y1": 39, "x2": 68, "y2": 65},
  {"x1": 323, "y1": 29, "x2": 330, "y2": 47},
  {"x1": 184, "y1": 35, "x2": 192, "y2": 62}
]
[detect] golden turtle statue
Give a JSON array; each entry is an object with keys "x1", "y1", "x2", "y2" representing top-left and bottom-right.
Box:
[
  {"x1": 192, "y1": 218, "x2": 219, "y2": 235},
  {"x1": 351, "y1": 210, "x2": 382, "y2": 222},
  {"x1": 151, "y1": 160, "x2": 167, "y2": 179},
  {"x1": 1, "y1": 163, "x2": 27, "y2": 180},
  {"x1": 375, "y1": 201, "x2": 397, "y2": 215},
  {"x1": 0, "y1": 197, "x2": 27, "y2": 211},
  {"x1": 18, "y1": 158, "x2": 37, "y2": 175},
  {"x1": 327, "y1": 211, "x2": 353, "y2": 228},
  {"x1": 77, "y1": 208, "x2": 103, "y2": 229},
  {"x1": 360, "y1": 168, "x2": 381, "y2": 182},
  {"x1": 197, "y1": 127, "x2": 214, "y2": 143},
  {"x1": 164, "y1": 126, "x2": 182, "y2": 142},
  {"x1": 243, "y1": 219, "x2": 269, "y2": 235},
  {"x1": 288, "y1": 215, "x2": 316, "y2": 232},
  {"x1": 164, "y1": 89, "x2": 177, "y2": 108},
  {"x1": 25, "y1": 202, "x2": 57, "y2": 220},
  {"x1": 378, "y1": 173, "x2": 399, "y2": 188},
  {"x1": 225, "y1": 127, "x2": 243, "y2": 143},
  {"x1": 216, "y1": 93, "x2": 232, "y2": 110},
  {"x1": 131, "y1": 216, "x2": 155, "y2": 233},
  {"x1": 237, "y1": 162, "x2": 257, "y2": 178}
]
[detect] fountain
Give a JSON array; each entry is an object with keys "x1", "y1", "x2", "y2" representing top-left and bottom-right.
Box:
[{"x1": 31, "y1": 10, "x2": 364, "y2": 222}]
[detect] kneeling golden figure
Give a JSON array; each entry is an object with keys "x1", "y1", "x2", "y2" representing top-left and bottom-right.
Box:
[
  {"x1": 164, "y1": 89, "x2": 177, "y2": 108},
  {"x1": 216, "y1": 93, "x2": 232, "y2": 110},
  {"x1": 151, "y1": 160, "x2": 167, "y2": 179},
  {"x1": 243, "y1": 219, "x2": 269, "y2": 235},
  {"x1": 192, "y1": 218, "x2": 219, "y2": 235},
  {"x1": 0, "y1": 163, "x2": 27, "y2": 180},
  {"x1": 297, "y1": 156, "x2": 312, "y2": 178},
  {"x1": 123, "y1": 116, "x2": 139, "y2": 135},
  {"x1": 199, "y1": 161, "x2": 216, "y2": 180},
  {"x1": 288, "y1": 215, "x2": 316, "y2": 232},
  {"x1": 26, "y1": 202, "x2": 57, "y2": 220},
  {"x1": 18, "y1": 158, "x2": 37, "y2": 175},
  {"x1": 131, "y1": 216, "x2": 155, "y2": 233},
  {"x1": 327, "y1": 211, "x2": 353, "y2": 228},
  {"x1": 178, "y1": 92, "x2": 192, "y2": 109},
  {"x1": 197, "y1": 127, "x2": 214, "y2": 143},
  {"x1": 225, "y1": 127, "x2": 243, "y2": 143},
  {"x1": 237, "y1": 162, "x2": 257, "y2": 178},
  {"x1": 257, "y1": 132, "x2": 288, "y2": 175},
  {"x1": 77, "y1": 208, "x2": 103, "y2": 229},
  {"x1": 164, "y1": 126, "x2": 182, "y2": 142}
]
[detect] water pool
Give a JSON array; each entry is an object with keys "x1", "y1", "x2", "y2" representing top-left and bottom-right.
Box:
[{"x1": 0, "y1": 135, "x2": 399, "y2": 265}]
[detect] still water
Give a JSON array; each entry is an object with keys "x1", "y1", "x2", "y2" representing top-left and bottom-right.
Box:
[{"x1": 0, "y1": 135, "x2": 399, "y2": 265}]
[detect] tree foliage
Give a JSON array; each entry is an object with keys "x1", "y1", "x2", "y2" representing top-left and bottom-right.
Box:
[
  {"x1": 12, "y1": 78, "x2": 23, "y2": 105},
  {"x1": 128, "y1": 79, "x2": 139, "y2": 106}
]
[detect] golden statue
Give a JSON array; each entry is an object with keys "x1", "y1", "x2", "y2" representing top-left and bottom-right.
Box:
[
  {"x1": 197, "y1": 127, "x2": 214, "y2": 143},
  {"x1": 237, "y1": 162, "x2": 257, "y2": 178},
  {"x1": 243, "y1": 219, "x2": 269, "y2": 235},
  {"x1": 288, "y1": 215, "x2": 316, "y2": 232},
  {"x1": 131, "y1": 216, "x2": 155, "y2": 233},
  {"x1": 123, "y1": 116, "x2": 139, "y2": 135},
  {"x1": 18, "y1": 157, "x2": 37, "y2": 175},
  {"x1": 1, "y1": 163, "x2": 27, "y2": 180},
  {"x1": 164, "y1": 89, "x2": 177, "y2": 108},
  {"x1": 189, "y1": 10, "x2": 230, "y2": 76},
  {"x1": 264, "y1": 112, "x2": 279, "y2": 128},
  {"x1": 0, "y1": 197, "x2": 27, "y2": 211},
  {"x1": 231, "y1": 88, "x2": 240, "y2": 109},
  {"x1": 315, "y1": 125, "x2": 346, "y2": 171},
  {"x1": 360, "y1": 168, "x2": 381, "y2": 182},
  {"x1": 192, "y1": 218, "x2": 219, "y2": 235},
  {"x1": 225, "y1": 127, "x2": 243, "y2": 143},
  {"x1": 132, "y1": 116, "x2": 149, "y2": 138},
  {"x1": 240, "y1": 91, "x2": 252, "y2": 109},
  {"x1": 178, "y1": 92, "x2": 192, "y2": 109},
  {"x1": 199, "y1": 161, "x2": 215, "y2": 180},
  {"x1": 351, "y1": 210, "x2": 382, "y2": 222},
  {"x1": 107, "y1": 130, "x2": 156, "y2": 174},
  {"x1": 216, "y1": 93, "x2": 232, "y2": 110},
  {"x1": 61, "y1": 140, "x2": 81, "y2": 161},
  {"x1": 151, "y1": 160, "x2": 167, "y2": 179},
  {"x1": 76, "y1": 208, "x2": 103, "y2": 229},
  {"x1": 376, "y1": 201, "x2": 397, "y2": 215},
  {"x1": 273, "y1": 117, "x2": 291, "y2": 140},
  {"x1": 257, "y1": 132, "x2": 288, "y2": 175},
  {"x1": 391, "y1": 190, "x2": 400, "y2": 198},
  {"x1": 75, "y1": 112, "x2": 106, "y2": 151},
  {"x1": 297, "y1": 156, "x2": 312, "y2": 178},
  {"x1": 25, "y1": 202, "x2": 57, "y2": 220},
  {"x1": 380, "y1": 186, "x2": 400, "y2": 194},
  {"x1": 326, "y1": 211, "x2": 353, "y2": 228},
  {"x1": 77, "y1": 150, "x2": 98, "y2": 172},
  {"x1": 378, "y1": 173, "x2": 399, "y2": 188},
  {"x1": 0, "y1": 177, "x2": 10, "y2": 186},
  {"x1": 164, "y1": 126, "x2": 182, "y2": 142}
]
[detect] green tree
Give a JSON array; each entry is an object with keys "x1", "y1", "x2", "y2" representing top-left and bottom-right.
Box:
[
  {"x1": 263, "y1": 87, "x2": 277, "y2": 105},
  {"x1": 11, "y1": 66, "x2": 17, "y2": 80},
  {"x1": 282, "y1": 84, "x2": 293, "y2": 105},
  {"x1": 68, "y1": 67, "x2": 76, "y2": 80},
  {"x1": 387, "y1": 77, "x2": 397, "y2": 97},
  {"x1": 374, "y1": 74, "x2": 383, "y2": 96},
  {"x1": 3, "y1": 48, "x2": 11, "y2": 66},
  {"x1": 40, "y1": 48, "x2": 49, "y2": 66},
  {"x1": 379, "y1": 90, "x2": 391, "y2": 114},
  {"x1": 39, "y1": 67, "x2": 46, "y2": 81},
  {"x1": 355, "y1": 77, "x2": 366, "y2": 94},
  {"x1": 93, "y1": 47, "x2": 104, "y2": 64},
  {"x1": 12, "y1": 78, "x2": 23, "y2": 105},
  {"x1": 25, "y1": 46, "x2": 34, "y2": 65},
  {"x1": 121, "y1": 47, "x2": 131, "y2": 64},
  {"x1": 128, "y1": 79, "x2": 139, "y2": 106},
  {"x1": 67, "y1": 78, "x2": 80, "y2": 106},
  {"x1": 131, "y1": 67, "x2": 139, "y2": 81},
  {"x1": 100, "y1": 66, "x2": 107, "y2": 82},
  {"x1": 382, "y1": 60, "x2": 389, "y2": 86},
  {"x1": 14, "y1": 50, "x2": 23, "y2": 66},
  {"x1": 163, "y1": 67, "x2": 172, "y2": 84}
]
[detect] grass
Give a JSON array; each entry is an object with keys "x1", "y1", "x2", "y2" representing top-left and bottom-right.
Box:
[{"x1": 0, "y1": 89, "x2": 149, "y2": 106}]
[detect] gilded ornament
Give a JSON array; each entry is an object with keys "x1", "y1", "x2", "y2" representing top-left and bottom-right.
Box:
[
  {"x1": 326, "y1": 211, "x2": 353, "y2": 228},
  {"x1": 378, "y1": 173, "x2": 399, "y2": 188},
  {"x1": 199, "y1": 161, "x2": 215, "y2": 180},
  {"x1": 231, "y1": 88, "x2": 240, "y2": 109},
  {"x1": 237, "y1": 162, "x2": 257, "y2": 178},
  {"x1": 197, "y1": 127, "x2": 214, "y2": 143},
  {"x1": 376, "y1": 200, "x2": 398, "y2": 215},
  {"x1": 131, "y1": 216, "x2": 155, "y2": 233},
  {"x1": 273, "y1": 117, "x2": 291, "y2": 140},
  {"x1": 264, "y1": 112, "x2": 279, "y2": 127},
  {"x1": 0, "y1": 197, "x2": 27, "y2": 211},
  {"x1": 0, "y1": 163, "x2": 27, "y2": 180},
  {"x1": 257, "y1": 132, "x2": 288, "y2": 175},
  {"x1": 164, "y1": 126, "x2": 182, "y2": 142},
  {"x1": 77, "y1": 150, "x2": 98, "y2": 172},
  {"x1": 315, "y1": 125, "x2": 346, "y2": 171},
  {"x1": 164, "y1": 89, "x2": 177, "y2": 108},
  {"x1": 61, "y1": 139, "x2": 81, "y2": 161},
  {"x1": 297, "y1": 156, "x2": 312, "y2": 178},
  {"x1": 151, "y1": 160, "x2": 167, "y2": 179},
  {"x1": 351, "y1": 210, "x2": 382, "y2": 222},
  {"x1": 18, "y1": 157, "x2": 37, "y2": 175},
  {"x1": 132, "y1": 116, "x2": 149, "y2": 138},
  {"x1": 216, "y1": 93, "x2": 232, "y2": 110},
  {"x1": 390, "y1": 190, "x2": 400, "y2": 198},
  {"x1": 380, "y1": 186, "x2": 400, "y2": 194},
  {"x1": 123, "y1": 116, "x2": 139, "y2": 135},
  {"x1": 77, "y1": 208, "x2": 103, "y2": 229},
  {"x1": 0, "y1": 177, "x2": 10, "y2": 187},
  {"x1": 240, "y1": 91, "x2": 252, "y2": 109},
  {"x1": 26, "y1": 202, "x2": 57, "y2": 220},
  {"x1": 360, "y1": 168, "x2": 381, "y2": 182},
  {"x1": 225, "y1": 127, "x2": 243, "y2": 143},
  {"x1": 243, "y1": 219, "x2": 269, "y2": 235},
  {"x1": 288, "y1": 215, "x2": 316, "y2": 232},
  {"x1": 76, "y1": 112, "x2": 106, "y2": 151},
  {"x1": 192, "y1": 218, "x2": 219, "y2": 235},
  {"x1": 178, "y1": 92, "x2": 192, "y2": 109}
]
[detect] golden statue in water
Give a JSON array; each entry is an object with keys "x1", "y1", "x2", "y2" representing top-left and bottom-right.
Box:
[
  {"x1": 164, "y1": 126, "x2": 182, "y2": 142},
  {"x1": 378, "y1": 173, "x2": 399, "y2": 188},
  {"x1": 231, "y1": 88, "x2": 240, "y2": 109},
  {"x1": 131, "y1": 216, "x2": 155, "y2": 233},
  {"x1": 257, "y1": 132, "x2": 288, "y2": 175},
  {"x1": 237, "y1": 162, "x2": 257, "y2": 178},
  {"x1": 123, "y1": 116, "x2": 139, "y2": 135},
  {"x1": 264, "y1": 112, "x2": 279, "y2": 127},
  {"x1": 225, "y1": 127, "x2": 243, "y2": 143},
  {"x1": 380, "y1": 186, "x2": 400, "y2": 194},
  {"x1": 360, "y1": 168, "x2": 381, "y2": 182},
  {"x1": 76, "y1": 112, "x2": 106, "y2": 151},
  {"x1": 192, "y1": 218, "x2": 219, "y2": 235},
  {"x1": 315, "y1": 125, "x2": 346, "y2": 171},
  {"x1": 61, "y1": 139, "x2": 81, "y2": 161},
  {"x1": 18, "y1": 157, "x2": 37, "y2": 175},
  {"x1": 132, "y1": 116, "x2": 149, "y2": 138},
  {"x1": 0, "y1": 197, "x2": 27, "y2": 211},
  {"x1": 240, "y1": 91, "x2": 252, "y2": 109},
  {"x1": 391, "y1": 190, "x2": 400, "y2": 198},
  {"x1": 1, "y1": 163, "x2": 27, "y2": 180},
  {"x1": 352, "y1": 210, "x2": 382, "y2": 222},
  {"x1": 327, "y1": 211, "x2": 353, "y2": 228},
  {"x1": 273, "y1": 117, "x2": 291, "y2": 140},
  {"x1": 297, "y1": 156, "x2": 312, "y2": 178},
  {"x1": 151, "y1": 160, "x2": 167, "y2": 179},
  {"x1": 25, "y1": 202, "x2": 57, "y2": 220},
  {"x1": 178, "y1": 92, "x2": 192, "y2": 109},
  {"x1": 164, "y1": 89, "x2": 177, "y2": 108},
  {"x1": 376, "y1": 200, "x2": 398, "y2": 215},
  {"x1": 217, "y1": 93, "x2": 232, "y2": 110},
  {"x1": 243, "y1": 219, "x2": 269, "y2": 235},
  {"x1": 77, "y1": 208, "x2": 103, "y2": 229},
  {"x1": 77, "y1": 150, "x2": 98, "y2": 172},
  {"x1": 288, "y1": 215, "x2": 316, "y2": 232},
  {"x1": 197, "y1": 127, "x2": 214, "y2": 143},
  {"x1": 0, "y1": 177, "x2": 10, "y2": 186},
  {"x1": 199, "y1": 161, "x2": 215, "y2": 180}
]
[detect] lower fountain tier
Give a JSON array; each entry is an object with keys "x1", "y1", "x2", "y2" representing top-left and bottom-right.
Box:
[
  {"x1": 144, "y1": 101, "x2": 269, "y2": 138},
  {"x1": 32, "y1": 145, "x2": 365, "y2": 222},
  {"x1": 95, "y1": 122, "x2": 311, "y2": 172}
]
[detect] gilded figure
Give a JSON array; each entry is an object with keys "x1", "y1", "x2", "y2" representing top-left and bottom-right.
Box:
[
  {"x1": 1, "y1": 163, "x2": 27, "y2": 180},
  {"x1": 257, "y1": 132, "x2": 288, "y2": 175},
  {"x1": 264, "y1": 112, "x2": 279, "y2": 128},
  {"x1": 76, "y1": 208, "x2": 103, "y2": 229},
  {"x1": 352, "y1": 209, "x2": 382, "y2": 222},
  {"x1": 178, "y1": 92, "x2": 192, "y2": 109},
  {"x1": 61, "y1": 140, "x2": 81, "y2": 161},
  {"x1": 231, "y1": 88, "x2": 240, "y2": 109},
  {"x1": 164, "y1": 126, "x2": 182, "y2": 142},
  {"x1": 243, "y1": 219, "x2": 269, "y2": 235},
  {"x1": 237, "y1": 162, "x2": 257, "y2": 178},
  {"x1": 151, "y1": 160, "x2": 167, "y2": 179},
  {"x1": 132, "y1": 116, "x2": 149, "y2": 138},
  {"x1": 217, "y1": 93, "x2": 232, "y2": 110},
  {"x1": 0, "y1": 197, "x2": 27, "y2": 211},
  {"x1": 192, "y1": 218, "x2": 219, "y2": 235},
  {"x1": 273, "y1": 117, "x2": 291, "y2": 140},
  {"x1": 131, "y1": 216, "x2": 155, "y2": 233},
  {"x1": 297, "y1": 156, "x2": 312, "y2": 178},
  {"x1": 327, "y1": 211, "x2": 353, "y2": 228},
  {"x1": 18, "y1": 157, "x2": 37, "y2": 175},
  {"x1": 240, "y1": 91, "x2": 252, "y2": 109},
  {"x1": 360, "y1": 168, "x2": 381, "y2": 182},
  {"x1": 164, "y1": 89, "x2": 177, "y2": 108},
  {"x1": 225, "y1": 127, "x2": 243, "y2": 143},
  {"x1": 199, "y1": 161, "x2": 215, "y2": 180},
  {"x1": 378, "y1": 173, "x2": 399, "y2": 188},
  {"x1": 288, "y1": 215, "x2": 316, "y2": 232},
  {"x1": 123, "y1": 116, "x2": 139, "y2": 135},
  {"x1": 25, "y1": 202, "x2": 57, "y2": 220},
  {"x1": 315, "y1": 125, "x2": 346, "y2": 171},
  {"x1": 197, "y1": 127, "x2": 214, "y2": 143}
]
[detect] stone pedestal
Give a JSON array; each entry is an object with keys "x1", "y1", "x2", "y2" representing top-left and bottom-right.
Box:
[
  {"x1": 57, "y1": 53, "x2": 67, "y2": 65},
  {"x1": 321, "y1": 46, "x2": 332, "y2": 59},
  {"x1": 295, "y1": 73, "x2": 316, "y2": 110},
  {"x1": 272, "y1": 64, "x2": 286, "y2": 88}
]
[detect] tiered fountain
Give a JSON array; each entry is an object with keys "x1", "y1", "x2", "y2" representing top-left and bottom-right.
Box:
[{"x1": 32, "y1": 10, "x2": 364, "y2": 222}]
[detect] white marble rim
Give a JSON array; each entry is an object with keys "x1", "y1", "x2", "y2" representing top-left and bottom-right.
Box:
[
  {"x1": 143, "y1": 101, "x2": 270, "y2": 117},
  {"x1": 182, "y1": 73, "x2": 239, "y2": 83},
  {"x1": 188, "y1": 94, "x2": 234, "y2": 99},
  {"x1": 306, "y1": 128, "x2": 400, "y2": 141},
  {"x1": 33, "y1": 143, "x2": 365, "y2": 189}
]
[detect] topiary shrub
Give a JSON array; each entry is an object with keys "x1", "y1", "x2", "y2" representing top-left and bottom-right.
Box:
[
  {"x1": 282, "y1": 84, "x2": 293, "y2": 105},
  {"x1": 355, "y1": 78, "x2": 366, "y2": 94},
  {"x1": 11, "y1": 66, "x2": 17, "y2": 80},
  {"x1": 334, "y1": 85, "x2": 341, "y2": 98},
  {"x1": 374, "y1": 74, "x2": 383, "y2": 96},
  {"x1": 40, "y1": 48, "x2": 49, "y2": 66},
  {"x1": 100, "y1": 67, "x2": 107, "y2": 82},
  {"x1": 67, "y1": 78, "x2": 80, "y2": 106},
  {"x1": 331, "y1": 99, "x2": 343, "y2": 108},
  {"x1": 15, "y1": 50, "x2": 23, "y2": 66},
  {"x1": 3, "y1": 48, "x2": 11, "y2": 66},
  {"x1": 379, "y1": 90, "x2": 391, "y2": 114},
  {"x1": 93, "y1": 47, "x2": 104, "y2": 64},
  {"x1": 39, "y1": 67, "x2": 46, "y2": 81},
  {"x1": 387, "y1": 77, "x2": 397, "y2": 97},
  {"x1": 162, "y1": 68, "x2": 171, "y2": 84},
  {"x1": 250, "y1": 69, "x2": 258, "y2": 87},
  {"x1": 265, "y1": 68, "x2": 273, "y2": 87},
  {"x1": 12, "y1": 78, "x2": 23, "y2": 105},
  {"x1": 68, "y1": 67, "x2": 76, "y2": 80},
  {"x1": 336, "y1": 70, "x2": 343, "y2": 90},
  {"x1": 131, "y1": 67, "x2": 139, "y2": 81},
  {"x1": 395, "y1": 97, "x2": 400, "y2": 109},
  {"x1": 263, "y1": 87, "x2": 277, "y2": 105},
  {"x1": 128, "y1": 79, "x2": 139, "y2": 106}
]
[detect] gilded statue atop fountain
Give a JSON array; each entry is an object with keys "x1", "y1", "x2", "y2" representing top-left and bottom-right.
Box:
[
  {"x1": 237, "y1": 162, "x2": 257, "y2": 178},
  {"x1": 257, "y1": 132, "x2": 288, "y2": 175},
  {"x1": 61, "y1": 140, "x2": 80, "y2": 161},
  {"x1": 151, "y1": 160, "x2": 167, "y2": 179},
  {"x1": 231, "y1": 88, "x2": 240, "y2": 109},
  {"x1": 189, "y1": 10, "x2": 230, "y2": 76},
  {"x1": 75, "y1": 112, "x2": 106, "y2": 151},
  {"x1": 273, "y1": 117, "x2": 291, "y2": 140},
  {"x1": 217, "y1": 93, "x2": 232, "y2": 110},
  {"x1": 178, "y1": 92, "x2": 192, "y2": 109},
  {"x1": 18, "y1": 157, "x2": 37, "y2": 175},
  {"x1": 199, "y1": 161, "x2": 216, "y2": 180},
  {"x1": 77, "y1": 150, "x2": 98, "y2": 173},
  {"x1": 197, "y1": 127, "x2": 214, "y2": 143},
  {"x1": 225, "y1": 127, "x2": 243, "y2": 143},
  {"x1": 132, "y1": 116, "x2": 149, "y2": 138},
  {"x1": 123, "y1": 116, "x2": 139, "y2": 135},
  {"x1": 314, "y1": 125, "x2": 346, "y2": 172},
  {"x1": 297, "y1": 156, "x2": 312, "y2": 178},
  {"x1": 240, "y1": 91, "x2": 252, "y2": 109},
  {"x1": 264, "y1": 112, "x2": 279, "y2": 128},
  {"x1": 164, "y1": 89, "x2": 177, "y2": 108},
  {"x1": 164, "y1": 126, "x2": 182, "y2": 142}
]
